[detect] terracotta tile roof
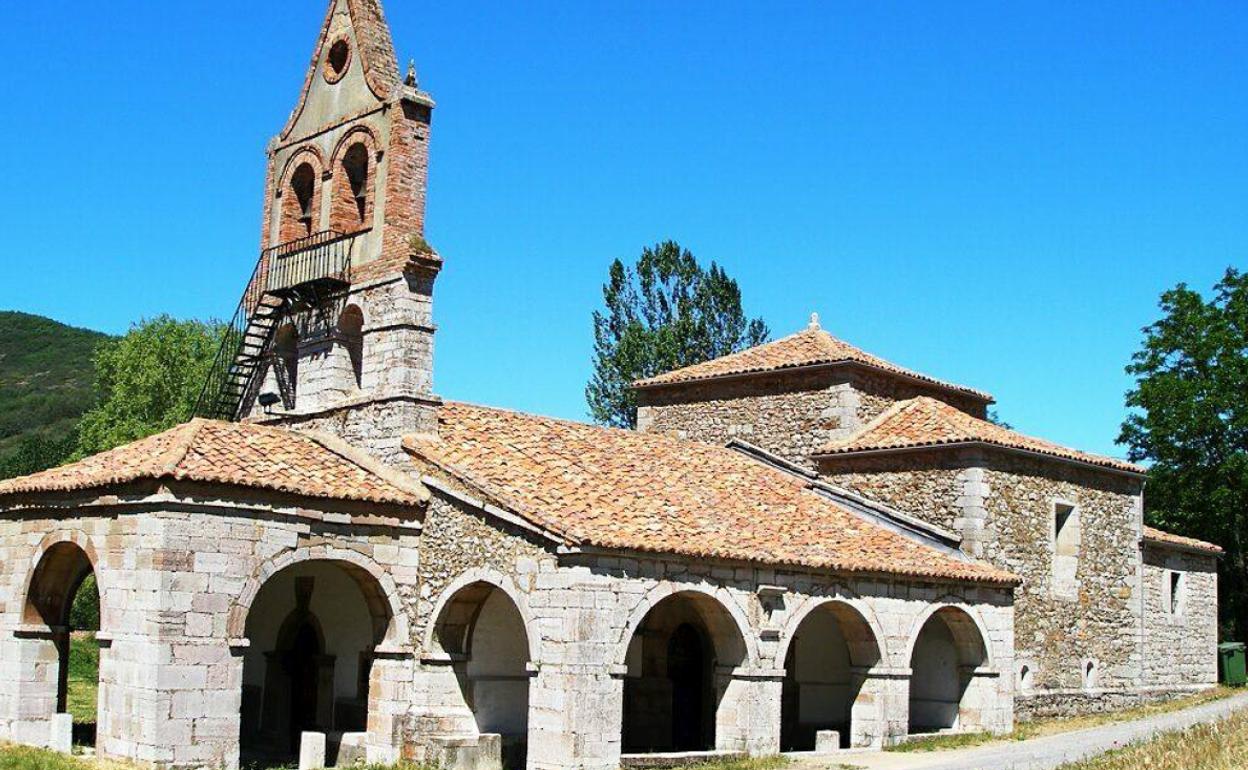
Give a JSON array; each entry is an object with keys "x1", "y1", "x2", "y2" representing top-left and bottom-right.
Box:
[
  {"x1": 1143, "y1": 526, "x2": 1223, "y2": 555},
  {"x1": 633, "y1": 323, "x2": 993, "y2": 402},
  {"x1": 0, "y1": 419, "x2": 426, "y2": 507},
  {"x1": 404, "y1": 402, "x2": 1018, "y2": 585},
  {"x1": 818, "y1": 396, "x2": 1146, "y2": 475}
]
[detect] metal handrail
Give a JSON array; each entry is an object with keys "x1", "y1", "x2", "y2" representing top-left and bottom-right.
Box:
[{"x1": 192, "y1": 230, "x2": 357, "y2": 420}]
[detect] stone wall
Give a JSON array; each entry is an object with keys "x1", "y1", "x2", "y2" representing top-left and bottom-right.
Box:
[
  {"x1": 248, "y1": 271, "x2": 441, "y2": 463},
  {"x1": 0, "y1": 491, "x2": 423, "y2": 769},
  {"x1": 635, "y1": 367, "x2": 988, "y2": 471},
  {"x1": 1140, "y1": 543, "x2": 1218, "y2": 688},
  {"x1": 816, "y1": 447, "x2": 1220, "y2": 715}
]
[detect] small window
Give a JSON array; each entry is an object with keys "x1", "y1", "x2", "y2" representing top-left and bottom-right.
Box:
[
  {"x1": 1052, "y1": 502, "x2": 1081, "y2": 599},
  {"x1": 1167, "y1": 570, "x2": 1184, "y2": 616},
  {"x1": 1082, "y1": 660, "x2": 1097, "y2": 690},
  {"x1": 1018, "y1": 664, "x2": 1034, "y2": 693}
]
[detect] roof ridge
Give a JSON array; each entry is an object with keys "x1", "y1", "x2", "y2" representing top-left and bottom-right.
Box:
[
  {"x1": 827, "y1": 397, "x2": 921, "y2": 449},
  {"x1": 157, "y1": 419, "x2": 208, "y2": 480},
  {"x1": 302, "y1": 429, "x2": 429, "y2": 503}
]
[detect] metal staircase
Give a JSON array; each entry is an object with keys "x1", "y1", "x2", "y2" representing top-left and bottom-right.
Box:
[{"x1": 194, "y1": 230, "x2": 356, "y2": 421}]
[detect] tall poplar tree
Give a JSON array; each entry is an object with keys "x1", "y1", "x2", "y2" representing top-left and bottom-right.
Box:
[{"x1": 587, "y1": 241, "x2": 769, "y2": 429}]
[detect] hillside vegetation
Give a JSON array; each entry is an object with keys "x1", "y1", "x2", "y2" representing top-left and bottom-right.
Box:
[{"x1": 0, "y1": 312, "x2": 110, "y2": 477}]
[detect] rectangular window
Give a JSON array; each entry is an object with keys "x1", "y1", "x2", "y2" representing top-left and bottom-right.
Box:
[
  {"x1": 1052, "y1": 502, "x2": 1080, "y2": 599},
  {"x1": 1166, "y1": 570, "x2": 1184, "y2": 616}
]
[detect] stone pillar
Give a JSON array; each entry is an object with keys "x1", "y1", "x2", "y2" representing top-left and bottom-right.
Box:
[
  {"x1": 863, "y1": 667, "x2": 911, "y2": 747},
  {"x1": 527, "y1": 664, "x2": 623, "y2": 770},
  {"x1": 716, "y1": 667, "x2": 783, "y2": 755},
  {"x1": 961, "y1": 666, "x2": 1010, "y2": 735},
  {"x1": 953, "y1": 467, "x2": 990, "y2": 558},
  {"x1": 0, "y1": 629, "x2": 62, "y2": 747}
]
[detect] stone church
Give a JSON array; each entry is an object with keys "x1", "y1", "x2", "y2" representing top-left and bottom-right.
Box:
[{"x1": 0, "y1": 1, "x2": 1221, "y2": 769}]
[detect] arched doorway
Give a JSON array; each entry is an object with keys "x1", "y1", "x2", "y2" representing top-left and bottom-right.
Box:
[
  {"x1": 239, "y1": 560, "x2": 393, "y2": 765},
  {"x1": 430, "y1": 581, "x2": 533, "y2": 770},
  {"x1": 908, "y1": 607, "x2": 988, "y2": 734},
  {"x1": 621, "y1": 592, "x2": 749, "y2": 755},
  {"x1": 23, "y1": 541, "x2": 102, "y2": 750},
  {"x1": 780, "y1": 601, "x2": 881, "y2": 750}
]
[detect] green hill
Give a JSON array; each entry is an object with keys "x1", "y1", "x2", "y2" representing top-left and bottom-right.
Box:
[{"x1": 0, "y1": 312, "x2": 111, "y2": 476}]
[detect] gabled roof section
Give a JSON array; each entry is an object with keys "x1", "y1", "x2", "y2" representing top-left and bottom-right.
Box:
[
  {"x1": 280, "y1": 0, "x2": 403, "y2": 141},
  {"x1": 0, "y1": 419, "x2": 427, "y2": 507},
  {"x1": 632, "y1": 321, "x2": 993, "y2": 403},
  {"x1": 404, "y1": 402, "x2": 1018, "y2": 585},
  {"x1": 1143, "y1": 526, "x2": 1222, "y2": 555},
  {"x1": 818, "y1": 396, "x2": 1145, "y2": 475}
]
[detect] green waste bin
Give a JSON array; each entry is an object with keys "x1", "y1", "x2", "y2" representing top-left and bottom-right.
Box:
[{"x1": 1219, "y1": 642, "x2": 1246, "y2": 686}]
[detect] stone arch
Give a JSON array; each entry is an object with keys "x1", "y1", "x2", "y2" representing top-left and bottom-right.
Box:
[
  {"x1": 776, "y1": 596, "x2": 885, "y2": 750},
  {"x1": 228, "y1": 546, "x2": 409, "y2": 651},
  {"x1": 233, "y1": 547, "x2": 411, "y2": 765},
  {"x1": 906, "y1": 604, "x2": 991, "y2": 734},
  {"x1": 422, "y1": 568, "x2": 541, "y2": 663},
  {"x1": 615, "y1": 582, "x2": 759, "y2": 669},
  {"x1": 617, "y1": 584, "x2": 758, "y2": 754},
  {"x1": 20, "y1": 531, "x2": 106, "y2": 750},
  {"x1": 903, "y1": 601, "x2": 994, "y2": 669},
  {"x1": 423, "y1": 570, "x2": 537, "y2": 769},
  {"x1": 21, "y1": 530, "x2": 105, "y2": 630},
  {"x1": 775, "y1": 592, "x2": 888, "y2": 667}
]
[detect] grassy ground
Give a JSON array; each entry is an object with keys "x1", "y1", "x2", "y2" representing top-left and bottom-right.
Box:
[
  {"x1": 1056, "y1": 708, "x2": 1248, "y2": 770},
  {"x1": 65, "y1": 633, "x2": 98, "y2": 726},
  {"x1": 890, "y1": 686, "x2": 1239, "y2": 752}
]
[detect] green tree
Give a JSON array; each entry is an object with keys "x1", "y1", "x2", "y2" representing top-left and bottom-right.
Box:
[
  {"x1": 588, "y1": 241, "x2": 770, "y2": 428},
  {"x1": 68, "y1": 574, "x2": 100, "y2": 631},
  {"x1": 0, "y1": 431, "x2": 76, "y2": 479},
  {"x1": 74, "y1": 316, "x2": 223, "y2": 458},
  {"x1": 1119, "y1": 267, "x2": 1247, "y2": 641}
]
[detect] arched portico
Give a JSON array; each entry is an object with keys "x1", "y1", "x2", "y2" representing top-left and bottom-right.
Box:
[
  {"x1": 236, "y1": 554, "x2": 402, "y2": 766},
  {"x1": 618, "y1": 589, "x2": 754, "y2": 755},
  {"x1": 425, "y1": 577, "x2": 535, "y2": 770},
  {"x1": 777, "y1": 599, "x2": 883, "y2": 750},
  {"x1": 907, "y1": 605, "x2": 990, "y2": 734}
]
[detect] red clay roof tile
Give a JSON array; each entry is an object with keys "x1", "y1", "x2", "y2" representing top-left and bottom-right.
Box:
[
  {"x1": 405, "y1": 402, "x2": 1018, "y2": 585},
  {"x1": 818, "y1": 396, "x2": 1145, "y2": 475},
  {"x1": 633, "y1": 324, "x2": 993, "y2": 402},
  {"x1": 0, "y1": 419, "x2": 426, "y2": 507}
]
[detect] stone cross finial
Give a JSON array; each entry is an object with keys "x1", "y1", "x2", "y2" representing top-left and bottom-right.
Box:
[
  {"x1": 808, "y1": 312, "x2": 821, "y2": 330},
  {"x1": 406, "y1": 59, "x2": 418, "y2": 87}
]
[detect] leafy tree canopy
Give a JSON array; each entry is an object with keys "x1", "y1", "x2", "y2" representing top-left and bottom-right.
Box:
[
  {"x1": 74, "y1": 316, "x2": 223, "y2": 458},
  {"x1": 1119, "y1": 267, "x2": 1247, "y2": 640},
  {"x1": 587, "y1": 241, "x2": 770, "y2": 428}
]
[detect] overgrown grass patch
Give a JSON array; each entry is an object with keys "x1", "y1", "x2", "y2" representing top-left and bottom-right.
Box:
[
  {"x1": 1056, "y1": 708, "x2": 1248, "y2": 770},
  {"x1": 65, "y1": 633, "x2": 98, "y2": 726},
  {"x1": 0, "y1": 744, "x2": 94, "y2": 770},
  {"x1": 888, "y1": 686, "x2": 1240, "y2": 752}
]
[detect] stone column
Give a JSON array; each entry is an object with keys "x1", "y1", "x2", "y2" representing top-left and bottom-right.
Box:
[
  {"x1": 862, "y1": 666, "x2": 912, "y2": 747},
  {"x1": 0, "y1": 628, "x2": 63, "y2": 747},
  {"x1": 528, "y1": 663, "x2": 623, "y2": 770},
  {"x1": 715, "y1": 666, "x2": 783, "y2": 755}
]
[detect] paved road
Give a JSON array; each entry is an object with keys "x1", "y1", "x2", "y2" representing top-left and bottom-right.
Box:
[{"x1": 793, "y1": 691, "x2": 1248, "y2": 770}]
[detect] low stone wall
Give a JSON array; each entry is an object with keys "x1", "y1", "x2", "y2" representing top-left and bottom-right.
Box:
[{"x1": 1015, "y1": 685, "x2": 1216, "y2": 721}]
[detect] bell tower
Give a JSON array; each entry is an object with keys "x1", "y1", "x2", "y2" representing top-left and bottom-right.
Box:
[{"x1": 194, "y1": 0, "x2": 442, "y2": 462}]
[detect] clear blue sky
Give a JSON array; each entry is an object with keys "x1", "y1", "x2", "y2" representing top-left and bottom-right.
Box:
[{"x1": 2, "y1": 1, "x2": 1245, "y2": 459}]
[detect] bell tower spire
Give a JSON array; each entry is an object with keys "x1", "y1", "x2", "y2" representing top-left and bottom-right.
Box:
[{"x1": 196, "y1": 0, "x2": 441, "y2": 462}]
